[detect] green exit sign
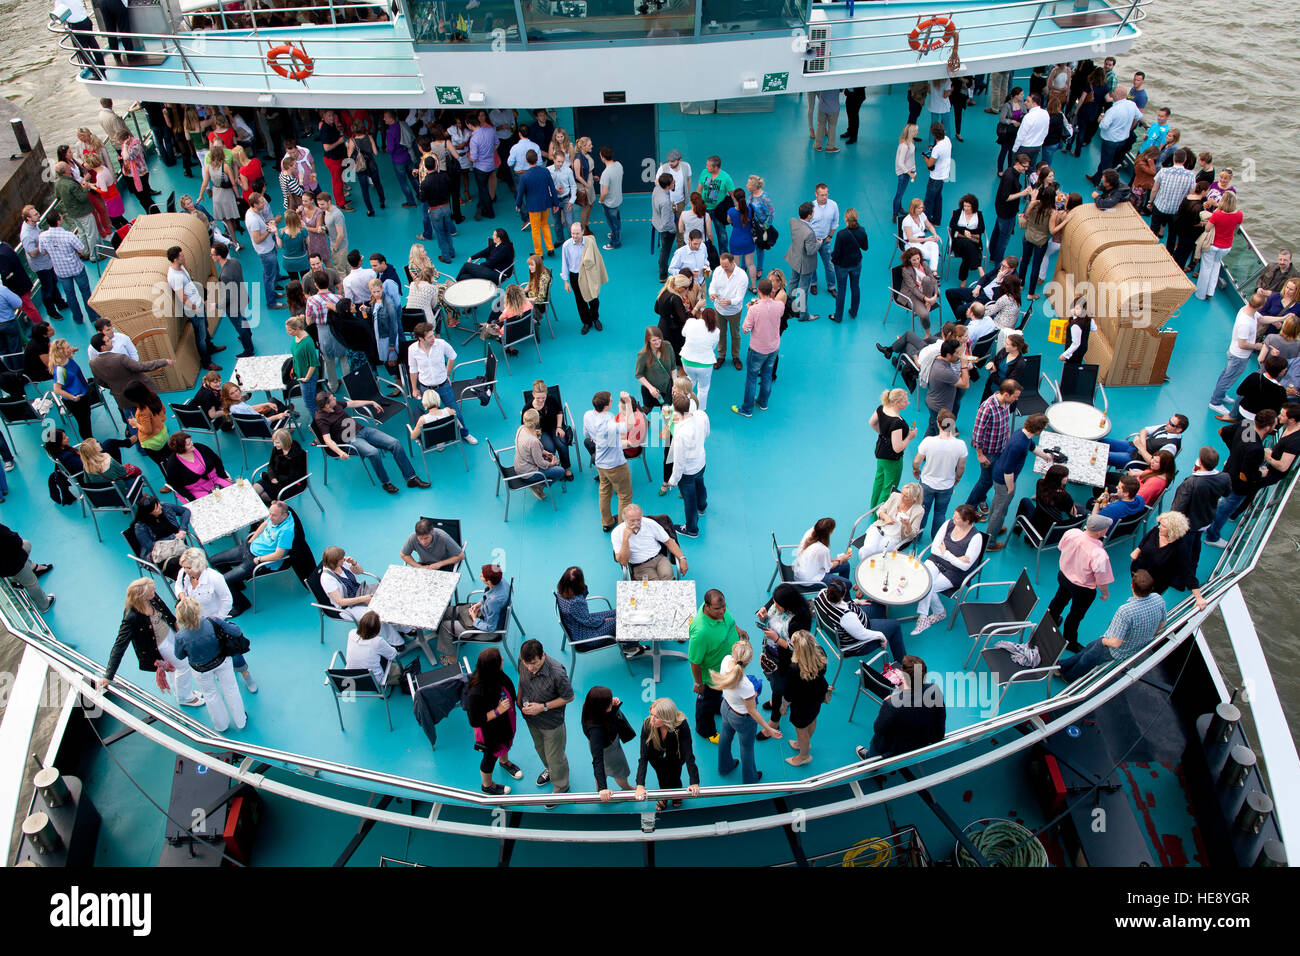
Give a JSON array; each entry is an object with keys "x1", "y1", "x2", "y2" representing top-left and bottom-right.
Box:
[
  {"x1": 761, "y1": 72, "x2": 789, "y2": 92},
  {"x1": 435, "y1": 86, "x2": 464, "y2": 105}
]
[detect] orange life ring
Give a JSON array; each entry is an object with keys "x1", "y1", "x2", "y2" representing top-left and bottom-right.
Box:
[
  {"x1": 908, "y1": 17, "x2": 956, "y2": 53},
  {"x1": 266, "y1": 44, "x2": 314, "y2": 81}
]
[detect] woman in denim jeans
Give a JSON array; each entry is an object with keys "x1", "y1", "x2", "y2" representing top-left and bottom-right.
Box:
[
  {"x1": 712, "y1": 641, "x2": 782, "y2": 784},
  {"x1": 745, "y1": 176, "x2": 774, "y2": 276},
  {"x1": 893, "y1": 124, "x2": 918, "y2": 222}
]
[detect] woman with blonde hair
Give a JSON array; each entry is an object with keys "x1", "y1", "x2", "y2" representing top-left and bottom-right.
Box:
[
  {"x1": 893, "y1": 123, "x2": 919, "y2": 222},
  {"x1": 78, "y1": 436, "x2": 140, "y2": 491},
  {"x1": 408, "y1": 389, "x2": 455, "y2": 441},
  {"x1": 1130, "y1": 511, "x2": 1208, "y2": 610},
  {"x1": 479, "y1": 283, "x2": 531, "y2": 356},
  {"x1": 902, "y1": 196, "x2": 941, "y2": 272},
  {"x1": 858, "y1": 483, "x2": 926, "y2": 557},
  {"x1": 172, "y1": 595, "x2": 251, "y2": 732},
  {"x1": 634, "y1": 697, "x2": 702, "y2": 810},
  {"x1": 253, "y1": 427, "x2": 307, "y2": 505},
  {"x1": 654, "y1": 272, "x2": 693, "y2": 358},
  {"x1": 232, "y1": 144, "x2": 265, "y2": 208},
  {"x1": 1196, "y1": 190, "x2": 1242, "y2": 300},
  {"x1": 98, "y1": 578, "x2": 203, "y2": 707},
  {"x1": 279, "y1": 208, "x2": 309, "y2": 281},
  {"x1": 199, "y1": 144, "x2": 242, "y2": 252},
  {"x1": 79, "y1": 153, "x2": 118, "y2": 236},
  {"x1": 572, "y1": 136, "x2": 596, "y2": 229},
  {"x1": 783, "y1": 630, "x2": 829, "y2": 767},
  {"x1": 868, "y1": 387, "x2": 917, "y2": 508},
  {"x1": 48, "y1": 338, "x2": 96, "y2": 441},
  {"x1": 746, "y1": 174, "x2": 775, "y2": 274},
  {"x1": 514, "y1": 407, "x2": 566, "y2": 500},
  {"x1": 712, "y1": 641, "x2": 781, "y2": 783}
]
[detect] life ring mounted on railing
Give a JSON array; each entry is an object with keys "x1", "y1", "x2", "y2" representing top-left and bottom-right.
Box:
[
  {"x1": 266, "y1": 43, "x2": 314, "y2": 81},
  {"x1": 907, "y1": 16, "x2": 957, "y2": 53}
]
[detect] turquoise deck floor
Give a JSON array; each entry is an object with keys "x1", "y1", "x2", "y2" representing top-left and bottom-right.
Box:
[{"x1": 6, "y1": 88, "x2": 1234, "y2": 862}]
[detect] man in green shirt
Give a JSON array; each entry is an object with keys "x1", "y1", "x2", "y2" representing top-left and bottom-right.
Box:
[
  {"x1": 688, "y1": 588, "x2": 748, "y2": 741},
  {"x1": 286, "y1": 316, "x2": 320, "y2": 419},
  {"x1": 53, "y1": 163, "x2": 99, "y2": 260},
  {"x1": 699, "y1": 155, "x2": 735, "y2": 251}
]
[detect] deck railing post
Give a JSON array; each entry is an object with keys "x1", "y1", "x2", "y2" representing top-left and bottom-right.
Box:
[{"x1": 1020, "y1": 1, "x2": 1045, "y2": 50}]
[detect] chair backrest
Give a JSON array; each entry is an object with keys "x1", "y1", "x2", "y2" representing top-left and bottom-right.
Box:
[
  {"x1": 502, "y1": 312, "x2": 535, "y2": 347},
  {"x1": 80, "y1": 479, "x2": 129, "y2": 510},
  {"x1": 1007, "y1": 569, "x2": 1036, "y2": 619},
  {"x1": 418, "y1": 415, "x2": 460, "y2": 452},
  {"x1": 169, "y1": 402, "x2": 214, "y2": 433},
  {"x1": 553, "y1": 591, "x2": 577, "y2": 642},
  {"x1": 232, "y1": 411, "x2": 275, "y2": 441},
  {"x1": 1017, "y1": 353, "x2": 1042, "y2": 393},
  {"x1": 889, "y1": 264, "x2": 907, "y2": 301},
  {"x1": 1042, "y1": 512, "x2": 1085, "y2": 547},
  {"x1": 308, "y1": 564, "x2": 346, "y2": 620},
  {"x1": 0, "y1": 396, "x2": 41, "y2": 424},
  {"x1": 483, "y1": 348, "x2": 498, "y2": 383},
  {"x1": 772, "y1": 531, "x2": 797, "y2": 581},
  {"x1": 121, "y1": 526, "x2": 143, "y2": 559},
  {"x1": 165, "y1": 192, "x2": 177, "y2": 213},
  {"x1": 1108, "y1": 504, "x2": 1149, "y2": 541},
  {"x1": 1016, "y1": 300, "x2": 1034, "y2": 331},
  {"x1": 0, "y1": 353, "x2": 24, "y2": 375},
  {"x1": 1029, "y1": 614, "x2": 1067, "y2": 669},
  {"x1": 342, "y1": 363, "x2": 384, "y2": 405},
  {"x1": 419, "y1": 515, "x2": 463, "y2": 547},
  {"x1": 485, "y1": 438, "x2": 513, "y2": 481},
  {"x1": 971, "y1": 330, "x2": 999, "y2": 362},
  {"x1": 492, "y1": 579, "x2": 515, "y2": 633},
  {"x1": 326, "y1": 667, "x2": 381, "y2": 696},
  {"x1": 1058, "y1": 362, "x2": 1099, "y2": 405}
]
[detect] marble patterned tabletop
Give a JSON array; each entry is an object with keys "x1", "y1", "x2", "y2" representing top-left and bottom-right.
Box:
[
  {"x1": 855, "y1": 551, "x2": 932, "y2": 607},
  {"x1": 1046, "y1": 401, "x2": 1112, "y2": 440},
  {"x1": 1034, "y1": 431, "x2": 1109, "y2": 487},
  {"x1": 368, "y1": 564, "x2": 461, "y2": 632},
  {"x1": 615, "y1": 580, "x2": 697, "y2": 643},
  {"x1": 234, "y1": 354, "x2": 292, "y2": 394},
  {"x1": 442, "y1": 278, "x2": 498, "y2": 310},
  {"x1": 186, "y1": 479, "x2": 269, "y2": 545}
]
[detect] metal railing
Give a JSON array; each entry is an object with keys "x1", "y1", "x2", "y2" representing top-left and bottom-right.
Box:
[
  {"x1": 2, "y1": 459, "x2": 1294, "y2": 844},
  {"x1": 802, "y1": 0, "x2": 1151, "y2": 75}
]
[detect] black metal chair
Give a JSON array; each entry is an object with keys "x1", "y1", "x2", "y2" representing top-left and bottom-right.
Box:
[
  {"x1": 889, "y1": 349, "x2": 922, "y2": 392},
  {"x1": 342, "y1": 362, "x2": 411, "y2": 433},
  {"x1": 0, "y1": 394, "x2": 47, "y2": 452},
  {"x1": 958, "y1": 569, "x2": 1038, "y2": 668},
  {"x1": 553, "y1": 591, "x2": 633, "y2": 678},
  {"x1": 412, "y1": 413, "x2": 468, "y2": 474},
  {"x1": 309, "y1": 418, "x2": 378, "y2": 487},
  {"x1": 121, "y1": 526, "x2": 169, "y2": 585},
  {"x1": 248, "y1": 461, "x2": 325, "y2": 515},
  {"x1": 230, "y1": 411, "x2": 278, "y2": 471},
  {"x1": 883, "y1": 264, "x2": 922, "y2": 331},
  {"x1": 169, "y1": 401, "x2": 226, "y2": 456},
  {"x1": 450, "y1": 347, "x2": 506, "y2": 420},
  {"x1": 847, "y1": 657, "x2": 900, "y2": 723},
  {"x1": 1016, "y1": 510, "x2": 1086, "y2": 582},
  {"x1": 494, "y1": 310, "x2": 541, "y2": 373},
  {"x1": 518, "y1": 385, "x2": 581, "y2": 475},
  {"x1": 1011, "y1": 354, "x2": 1051, "y2": 417},
  {"x1": 77, "y1": 473, "x2": 148, "y2": 543},
  {"x1": 486, "y1": 438, "x2": 562, "y2": 520},
  {"x1": 1055, "y1": 361, "x2": 1102, "y2": 406},
  {"x1": 1105, "y1": 504, "x2": 1151, "y2": 552},
  {"x1": 812, "y1": 605, "x2": 888, "y2": 694},
  {"x1": 453, "y1": 577, "x2": 525, "y2": 662},
  {"x1": 765, "y1": 531, "x2": 826, "y2": 593},
  {"x1": 307, "y1": 561, "x2": 381, "y2": 644},
  {"x1": 325, "y1": 651, "x2": 396, "y2": 732},
  {"x1": 979, "y1": 613, "x2": 1068, "y2": 708}
]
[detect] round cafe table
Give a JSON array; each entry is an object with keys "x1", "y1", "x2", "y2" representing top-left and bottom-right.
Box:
[
  {"x1": 1046, "y1": 401, "x2": 1112, "y2": 440},
  {"x1": 442, "y1": 278, "x2": 498, "y2": 339},
  {"x1": 854, "y1": 551, "x2": 932, "y2": 607}
]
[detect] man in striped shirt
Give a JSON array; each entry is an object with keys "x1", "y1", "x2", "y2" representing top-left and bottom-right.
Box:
[
  {"x1": 964, "y1": 379, "x2": 1020, "y2": 516},
  {"x1": 1147, "y1": 147, "x2": 1196, "y2": 239},
  {"x1": 1058, "y1": 570, "x2": 1164, "y2": 680},
  {"x1": 305, "y1": 276, "x2": 347, "y2": 391}
]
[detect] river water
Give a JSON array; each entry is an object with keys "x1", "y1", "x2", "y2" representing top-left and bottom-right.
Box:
[{"x1": 2, "y1": 0, "x2": 1297, "y2": 749}]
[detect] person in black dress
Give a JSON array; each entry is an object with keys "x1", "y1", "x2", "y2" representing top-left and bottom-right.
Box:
[
  {"x1": 784, "y1": 629, "x2": 829, "y2": 767},
  {"x1": 634, "y1": 697, "x2": 701, "y2": 811}
]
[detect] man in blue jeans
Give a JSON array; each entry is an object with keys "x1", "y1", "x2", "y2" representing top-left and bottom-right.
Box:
[
  {"x1": 921, "y1": 122, "x2": 951, "y2": 230},
  {"x1": 731, "y1": 279, "x2": 784, "y2": 418},
  {"x1": 989, "y1": 154, "x2": 1031, "y2": 266},
  {"x1": 1057, "y1": 571, "x2": 1165, "y2": 681},
  {"x1": 313, "y1": 391, "x2": 431, "y2": 494},
  {"x1": 784, "y1": 202, "x2": 819, "y2": 322},
  {"x1": 244, "y1": 192, "x2": 283, "y2": 311},
  {"x1": 965, "y1": 379, "x2": 1020, "y2": 516},
  {"x1": 406, "y1": 322, "x2": 479, "y2": 445},
  {"x1": 1205, "y1": 410, "x2": 1276, "y2": 548},
  {"x1": 1089, "y1": 85, "x2": 1141, "y2": 184},
  {"x1": 166, "y1": 245, "x2": 221, "y2": 372}
]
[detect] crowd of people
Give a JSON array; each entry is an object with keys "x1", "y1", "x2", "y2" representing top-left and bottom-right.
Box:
[{"x1": 0, "y1": 56, "x2": 1293, "y2": 805}]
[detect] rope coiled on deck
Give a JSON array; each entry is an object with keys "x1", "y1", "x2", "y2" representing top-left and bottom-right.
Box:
[{"x1": 955, "y1": 819, "x2": 1048, "y2": 867}]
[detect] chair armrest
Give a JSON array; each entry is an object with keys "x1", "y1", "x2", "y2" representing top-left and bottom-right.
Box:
[
  {"x1": 465, "y1": 588, "x2": 485, "y2": 601},
  {"x1": 250, "y1": 463, "x2": 268, "y2": 482},
  {"x1": 275, "y1": 473, "x2": 312, "y2": 499},
  {"x1": 569, "y1": 634, "x2": 618, "y2": 650},
  {"x1": 975, "y1": 620, "x2": 1034, "y2": 640},
  {"x1": 329, "y1": 650, "x2": 345, "y2": 669},
  {"x1": 587, "y1": 595, "x2": 613, "y2": 610},
  {"x1": 457, "y1": 626, "x2": 504, "y2": 640},
  {"x1": 961, "y1": 579, "x2": 1019, "y2": 597},
  {"x1": 452, "y1": 357, "x2": 486, "y2": 376}
]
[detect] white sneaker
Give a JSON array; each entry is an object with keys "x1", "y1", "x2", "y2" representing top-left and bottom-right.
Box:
[
  {"x1": 1208, "y1": 403, "x2": 1230, "y2": 415},
  {"x1": 1203, "y1": 537, "x2": 1228, "y2": 549},
  {"x1": 910, "y1": 615, "x2": 934, "y2": 635},
  {"x1": 178, "y1": 695, "x2": 206, "y2": 707},
  {"x1": 464, "y1": 434, "x2": 479, "y2": 445},
  {"x1": 3, "y1": 461, "x2": 13, "y2": 472},
  {"x1": 241, "y1": 673, "x2": 258, "y2": 693}
]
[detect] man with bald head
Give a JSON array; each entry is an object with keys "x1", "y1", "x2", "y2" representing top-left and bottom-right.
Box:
[
  {"x1": 612, "y1": 503, "x2": 688, "y2": 581},
  {"x1": 52, "y1": 162, "x2": 100, "y2": 260}
]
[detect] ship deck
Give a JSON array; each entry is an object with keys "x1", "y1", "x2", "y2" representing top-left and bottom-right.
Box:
[{"x1": 2, "y1": 88, "x2": 1242, "y2": 863}]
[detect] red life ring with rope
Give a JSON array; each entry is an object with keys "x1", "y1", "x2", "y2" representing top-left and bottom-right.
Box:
[
  {"x1": 266, "y1": 44, "x2": 314, "y2": 81},
  {"x1": 908, "y1": 17, "x2": 957, "y2": 53}
]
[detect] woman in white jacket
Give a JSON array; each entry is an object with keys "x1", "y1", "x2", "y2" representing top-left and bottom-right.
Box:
[{"x1": 680, "y1": 307, "x2": 721, "y2": 410}]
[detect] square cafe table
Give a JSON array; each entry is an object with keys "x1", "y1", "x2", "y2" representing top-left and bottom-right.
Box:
[
  {"x1": 1034, "y1": 432, "x2": 1109, "y2": 488},
  {"x1": 233, "y1": 354, "x2": 293, "y2": 400},
  {"x1": 185, "y1": 479, "x2": 270, "y2": 546},
  {"x1": 367, "y1": 564, "x2": 462, "y2": 663},
  {"x1": 615, "y1": 579, "x2": 697, "y2": 682}
]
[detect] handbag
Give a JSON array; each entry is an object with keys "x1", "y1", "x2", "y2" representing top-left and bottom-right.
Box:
[
  {"x1": 759, "y1": 643, "x2": 779, "y2": 675},
  {"x1": 614, "y1": 706, "x2": 636, "y2": 744},
  {"x1": 210, "y1": 617, "x2": 251, "y2": 657},
  {"x1": 704, "y1": 239, "x2": 720, "y2": 270},
  {"x1": 151, "y1": 536, "x2": 186, "y2": 565}
]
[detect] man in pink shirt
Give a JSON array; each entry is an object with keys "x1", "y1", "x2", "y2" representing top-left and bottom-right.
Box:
[
  {"x1": 732, "y1": 278, "x2": 784, "y2": 418},
  {"x1": 1048, "y1": 514, "x2": 1115, "y2": 650}
]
